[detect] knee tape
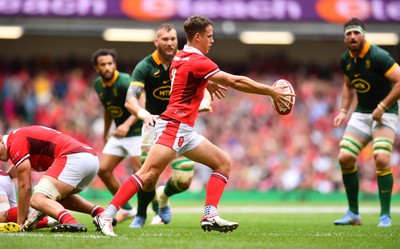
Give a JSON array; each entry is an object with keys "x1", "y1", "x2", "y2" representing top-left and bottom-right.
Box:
[
  {"x1": 373, "y1": 137, "x2": 393, "y2": 155},
  {"x1": 339, "y1": 136, "x2": 362, "y2": 158},
  {"x1": 34, "y1": 178, "x2": 62, "y2": 201},
  {"x1": 171, "y1": 158, "x2": 195, "y2": 184},
  {"x1": 0, "y1": 202, "x2": 10, "y2": 212}
]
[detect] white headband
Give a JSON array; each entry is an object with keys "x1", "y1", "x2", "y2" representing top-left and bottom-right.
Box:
[{"x1": 345, "y1": 25, "x2": 366, "y2": 35}]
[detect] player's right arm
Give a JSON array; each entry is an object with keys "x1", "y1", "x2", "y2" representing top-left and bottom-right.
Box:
[
  {"x1": 125, "y1": 83, "x2": 158, "y2": 127},
  {"x1": 334, "y1": 76, "x2": 355, "y2": 127},
  {"x1": 16, "y1": 159, "x2": 32, "y2": 227}
]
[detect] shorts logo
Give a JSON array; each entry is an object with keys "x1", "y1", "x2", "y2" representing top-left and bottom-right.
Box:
[
  {"x1": 178, "y1": 136, "x2": 184, "y2": 147},
  {"x1": 316, "y1": 0, "x2": 370, "y2": 23}
]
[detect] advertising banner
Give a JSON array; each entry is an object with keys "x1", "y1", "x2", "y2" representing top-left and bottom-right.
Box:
[{"x1": 0, "y1": 0, "x2": 399, "y2": 23}]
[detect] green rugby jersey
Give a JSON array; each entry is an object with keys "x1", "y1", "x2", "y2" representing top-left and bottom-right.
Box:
[
  {"x1": 341, "y1": 42, "x2": 399, "y2": 114},
  {"x1": 131, "y1": 51, "x2": 171, "y2": 115},
  {"x1": 94, "y1": 70, "x2": 142, "y2": 137}
]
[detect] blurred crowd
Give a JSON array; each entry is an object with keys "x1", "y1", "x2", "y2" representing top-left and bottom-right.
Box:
[{"x1": 1, "y1": 55, "x2": 399, "y2": 195}]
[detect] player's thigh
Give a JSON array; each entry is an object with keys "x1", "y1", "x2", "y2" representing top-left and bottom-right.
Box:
[
  {"x1": 99, "y1": 153, "x2": 124, "y2": 171},
  {"x1": 183, "y1": 138, "x2": 230, "y2": 171},
  {"x1": 138, "y1": 144, "x2": 176, "y2": 177}
]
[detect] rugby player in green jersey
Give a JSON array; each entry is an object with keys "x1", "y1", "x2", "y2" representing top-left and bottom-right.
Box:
[
  {"x1": 92, "y1": 49, "x2": 143, "y2": 223},
  {"x1": 124, "y1": 24, "x2": 215, "y2": 228},
  {"x1": 333, "y1": 18, "x2": 400, "y2": 227}
]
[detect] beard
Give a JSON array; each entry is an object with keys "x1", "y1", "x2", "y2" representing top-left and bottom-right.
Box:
[{"x1": 159, "y1": 47, "x2": 177, "y2": 62}]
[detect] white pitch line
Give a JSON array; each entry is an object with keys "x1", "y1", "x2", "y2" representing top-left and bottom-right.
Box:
[{"x1": 169, "y1": 206, "x2": 400, "y2": 213}]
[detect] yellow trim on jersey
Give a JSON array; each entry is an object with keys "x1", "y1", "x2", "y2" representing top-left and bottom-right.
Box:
[
  {"x1": 349, "y1": 41, "x2": 370, "y2": 58},
  {"x1": 130, "y1": 81, "x2": 145, "y2": 88},
  {"x1": 152, "y1": 50, "x2": 162, "y2": 65},
  {"x1": 384, "y1": 63, "x2": 399, "y2": 78},
  {"x1": 101, "y1": 70, "x2": 119, "y2": 87},
  {"x1": 152, "y1": 49, "x2": 180, "y2": 65}
]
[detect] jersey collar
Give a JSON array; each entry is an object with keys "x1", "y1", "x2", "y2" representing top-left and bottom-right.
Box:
[
  {"x1": 349, "y1": 41, "x2": 371, "y2": 59},
  {"x1": 183, "y1": 45, "x2": 204, "y2": 55},
  {"x1": 101, "y1": 70, "x2": 119, "y2": 87},
  {"x1": 152, "y1": 50, "x2": 162, "y2": 65}
]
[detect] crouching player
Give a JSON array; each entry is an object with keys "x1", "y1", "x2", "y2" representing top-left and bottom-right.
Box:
[{"x1": 0, "y1": 125, "x2": 109, "y2": 232}]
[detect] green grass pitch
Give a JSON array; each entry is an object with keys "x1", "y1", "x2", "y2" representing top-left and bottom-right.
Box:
[{"x1": 1, "y1": 203, "x2": 399, "y2": 249}]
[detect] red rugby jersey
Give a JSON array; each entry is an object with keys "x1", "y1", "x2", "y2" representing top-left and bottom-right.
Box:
[
  {"x1": 161, "y1": 45, "x2": 220, "y2": 127},
  {"x1": 6, "y1": 125, "x2": 95, "y2": 172}
]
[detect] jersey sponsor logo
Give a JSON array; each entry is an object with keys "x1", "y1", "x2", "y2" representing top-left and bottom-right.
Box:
[
  {"x1": 153, "y1": 85, "x2": 170, "y2": 100},
  {"x1": 107, "y1": 106, "x2": 124, "y2": 118},
  {"x1": 354, "y1": 73, "x2": 360, "y2": 77},
  {"x1": 351, "y1": 78, "x2": 371, "y2": 93}
]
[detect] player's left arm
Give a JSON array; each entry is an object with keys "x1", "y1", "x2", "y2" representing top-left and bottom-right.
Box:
[
  {"x1": 372, "y1": 64, "x2": 400, "y2": 122},
  {"x1": 15, "y1": 159, "x2": 32, "y2": 227},
  {"x1": 113, "y1": 114, "x2": 140, "y2": 138}
]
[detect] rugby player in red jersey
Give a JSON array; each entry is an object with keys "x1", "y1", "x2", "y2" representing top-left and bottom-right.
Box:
[
  {"x1": 0, "y1": 125, "x2": 108, "y2": 232},
  {"x1": 94, "y1": 15, "x2": 293, "y2": 236}
]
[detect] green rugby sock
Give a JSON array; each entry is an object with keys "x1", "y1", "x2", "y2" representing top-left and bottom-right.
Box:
[
  {"x1": 377, "y1": 173, "x2": 393, "y2": 216},
  {"x1": 136, "y1": 189, "x2": 155, "y2": 217},
  {"x1": 342, "y1": 170, "x2": 359, "y2": 214}
]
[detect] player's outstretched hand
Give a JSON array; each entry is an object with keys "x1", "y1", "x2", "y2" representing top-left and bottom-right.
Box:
[
  {"x1": 270, "y1": 85, "x2": 295, "y2": 109},
  {"x1": 207, "y1": 81, "x2": 227, "y2": 101}
]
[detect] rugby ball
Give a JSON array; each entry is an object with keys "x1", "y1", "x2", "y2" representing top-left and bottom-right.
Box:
[{"x1": 270, "y1": 79, "x2": 295, "y2": 115}]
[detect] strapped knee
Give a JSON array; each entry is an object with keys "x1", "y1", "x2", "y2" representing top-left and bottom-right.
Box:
[
  {"x1": 171, "y1": 158, "x2": 195, "y2": 187},
  {"x1": 34, "y1": 178, "x2": 62, "y2": 201},
  {"x1": 339, "y1": 135, "x2": 362, "y2": 158},
  {"x1": 373, "y1": 137, "x2": 393, "y2": 155}
]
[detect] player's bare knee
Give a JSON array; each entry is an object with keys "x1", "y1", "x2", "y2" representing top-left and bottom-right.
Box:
[
  {"x1": 29, "y1": 194, "x2": 42, "y2": 210},
  {"x1": 338, "y1": 152, "x2": 356, "y2": 167},
  {"x1": 374, "y1": 153, "x2": 391, "y2": 170}
]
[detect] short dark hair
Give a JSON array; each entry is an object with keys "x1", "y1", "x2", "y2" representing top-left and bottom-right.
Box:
[
  {"x1": 91, "y1": 48, "x2": 116, "y2": 66},
  {"x1": 184, "y1": 15, "x2": 213, "y2": 41},
  {"x1": 157, "y1": 23, "x2": 175, "y2": 33},
  {"x1": 343, "y1": 17, "x2": 366, "y2": 31}
]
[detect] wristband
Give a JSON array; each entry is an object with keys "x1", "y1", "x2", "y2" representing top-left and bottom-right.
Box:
[
  {"x1": 379, "y1": 102, "x2": 388, "y2": 111},
  {"x1": 137, "y1": 109, "x2": 151, "y2": 120},
  {"x1": 340, "y1": 108, "x2": 347, "y2": 114}
]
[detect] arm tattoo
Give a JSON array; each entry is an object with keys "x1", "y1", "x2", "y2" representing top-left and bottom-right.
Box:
[{"x1": 126, "y1": 84, "x2": 144, "y2": 102}]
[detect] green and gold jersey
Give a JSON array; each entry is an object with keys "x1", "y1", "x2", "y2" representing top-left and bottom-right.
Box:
[
  {"x1": 130, "y1": 51, "x2": 171, "y2": 115},
  {"x1": 94, "y1": 71, "x2": 142, "y2": 137},
  {"x1": 341, "y1": 42, "x2": 399, "y2": 114}
]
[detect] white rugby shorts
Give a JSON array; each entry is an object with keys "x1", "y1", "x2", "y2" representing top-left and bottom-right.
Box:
[
  {"x1": 154, "y1": 118, "x2": 204, "y2": 156},
  {"x1": 0, "y1": 174, "x2": 17, "y2": 211},
  {"x1": 45, "y1": 152, "x2": 99, "y2": 190},
  {"x1": 102, "y1": 135, "x2": 142, "y2": 158}
]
